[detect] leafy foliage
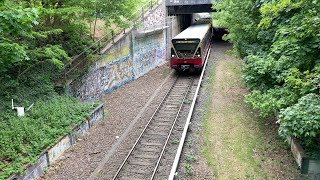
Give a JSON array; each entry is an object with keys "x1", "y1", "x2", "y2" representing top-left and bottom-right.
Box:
[
  {"x1": 214, "y1": 0, "x2": 320, "y2": 146},
  {"x1": 0, "y1": 96, "x2": 96, "y2": 179},
  {"x1": 213, "y1": 0, "x2": 264, "y2": 57},
  {"x1": 0, "y1": 0, "x2": 142, "y2": 86},
  {"x1": 0, "y1": 0, "x2": 144, "y2": 178},
  {"x1": 278, "y1": 94, "x2": 320, "y2": 147}
]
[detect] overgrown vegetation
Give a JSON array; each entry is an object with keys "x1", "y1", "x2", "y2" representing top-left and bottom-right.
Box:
[
  {"x1": 0, "y1": 96, "x2": 96, "y2": 179},
  {"x1": 0, "y1": 0, "x2": 140, "y2": 100},
  {"x1": 0, "y1": 0, "x2": 145, "y2": 178},
  {"x1": 213, "y1": 0, "x2": 320, "y2": 148},
  {"x1": 201, "y1": 43, "x2": 299, "y2": 178}
]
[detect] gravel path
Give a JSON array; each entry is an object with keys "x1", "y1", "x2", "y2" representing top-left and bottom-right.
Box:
[{"x1": 41, "y1": 63, "x2": 172, "y2": 179}]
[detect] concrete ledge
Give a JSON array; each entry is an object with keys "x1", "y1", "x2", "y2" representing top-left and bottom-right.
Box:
[
  {"x1": 289, "y1": 137, "x2": 320, "y2": 174},
  {"x1": 135, "y1": 26, "x2": 169, "y2": 38},
  {"x1": 9, "y1": 104, "x2": 104, "y2": 180},
  {"x1": 88, "y1": 104, "x2": 104, "y2": 127}
]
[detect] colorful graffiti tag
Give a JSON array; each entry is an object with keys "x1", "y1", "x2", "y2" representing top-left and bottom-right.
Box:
[
  {"x1": 133, "y1": 31, "x2": 166, "y2": 77},
  {"x1": 69, "y1": 55, "x2": 136, "y2": 101}
]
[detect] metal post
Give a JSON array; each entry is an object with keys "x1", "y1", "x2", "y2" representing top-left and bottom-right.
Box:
[
  {"x1": 141, "y1": 7, "x2": 144, "y2": 30},
  {"x1": 141, "y1": 7, "x2": 144, "y2": 20},
  {"x1": 98, "y1": 41, "x2": 101, "y2": 53},
  {"x1": 111, "y1": 30, "x2": 114, "y2": 43}
]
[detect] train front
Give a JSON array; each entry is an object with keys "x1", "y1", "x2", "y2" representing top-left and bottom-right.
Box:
[{"x1": 170, "y1": 38, "x2": 202, "y2": 72}]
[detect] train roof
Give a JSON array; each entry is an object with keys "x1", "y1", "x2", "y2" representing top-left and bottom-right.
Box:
[{"x1": 173, "y1": 23, "x2": 211, "y2": 40}]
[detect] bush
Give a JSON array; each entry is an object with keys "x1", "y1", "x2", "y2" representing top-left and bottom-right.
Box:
[
  {"x1": 278, "y1": 94, "x2": 320, "y2": 147},
  {"x1": 245, "y1": 87, "x2": 299, "y2": 118},
  {"x1": 214, "y1": 0, "x2": 320, "y2": 147},
  {"x1": 0, "y1": 96, "x2": 96, "y2": 179}
]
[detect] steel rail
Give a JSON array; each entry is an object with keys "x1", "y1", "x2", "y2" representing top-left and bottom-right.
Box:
[
  {"x1": 150, "y1": 77, "x2": 194, "y2": 179},
  {"x1": 168, "y1": 46, "x2": 212, "y2": 180},
  {"x1": 112, "y1": 76, "x2": 179, "y2": 180}
]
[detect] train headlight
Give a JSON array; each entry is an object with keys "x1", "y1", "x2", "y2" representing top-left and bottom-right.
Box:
[
  {"x1": 172, "y1": 54, "x2": 175, "y2": 57},
  {"x1": 197, "y1": 55, "x2": 200, "y2": 57}
]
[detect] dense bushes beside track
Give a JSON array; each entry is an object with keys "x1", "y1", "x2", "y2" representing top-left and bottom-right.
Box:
[
  {"x1": 0, "y1": 96, "x2": 96, "y2": 179},
  {"x1": 213, "y1": 0, "x2": 320, "y2": 148}
]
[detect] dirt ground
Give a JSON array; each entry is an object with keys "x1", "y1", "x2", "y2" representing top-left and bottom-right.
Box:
[{"x1": 176, "y1": 41, "x2": 308, "y2": 180}]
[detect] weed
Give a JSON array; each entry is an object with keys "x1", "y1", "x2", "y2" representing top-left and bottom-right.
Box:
[
  {"x1": 185, "y1": 163, "x2": 193, "y2": 176},
  {"x1": 185, "y1": 153, "x2": 197, "y2": 162},
  {"x1": 186, "y1": 139, "x2": 193, "y2": 147},
  {"x1": 170, "y1": 139, "x2": 180, "y2": 145},
  {"x1": 184, "y1": 99, "x2": 192, "y2": 104}
]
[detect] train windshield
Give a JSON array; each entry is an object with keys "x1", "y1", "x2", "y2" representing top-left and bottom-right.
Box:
[{"x1": 172, "y1": 39, "x2": 200, "y2": 58}]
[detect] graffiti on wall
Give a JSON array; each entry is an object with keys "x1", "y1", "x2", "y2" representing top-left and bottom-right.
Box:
[
  {"x1": 88, "y1": 105, "x2": 104, "y2": 127},
  {"x1": 69, "y1": 55, "x2": 137, "y2": 101},
  {"x1": 133, "y1": 31, "x2": 166, "y2": 77},
  {"x1": 68, "y1": 3, "x2": 168, "y2": 101},
  {"x1": 95, "y1": 46, "x2": 130, "y2": 69},
  {"x1": 142, "y1": 3, "x2": 165, "y2": 29},
  {"x1": 105, "y1": 56, "x2": 137, "y2": 92},
  {"x1": 71, "y1": 121, "x2": 89, "y2": 141},
  {"x1": 146, "y1": 8, "x2": 165, "y2": 27}
]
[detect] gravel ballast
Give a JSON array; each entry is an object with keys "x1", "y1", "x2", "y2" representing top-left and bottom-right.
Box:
[{"x1": 41, "y1": 63, "x2": 173, "y2": 179}]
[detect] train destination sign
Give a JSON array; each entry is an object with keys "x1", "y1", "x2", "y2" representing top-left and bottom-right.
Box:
[
  {"x1": 175, "y1": 41, "x2": 196, "y2": 44},
  {"x1": 173, "y1": 39, "x2": 200, "y2": 44}
]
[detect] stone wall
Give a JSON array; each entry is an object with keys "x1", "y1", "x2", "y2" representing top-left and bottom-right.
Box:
[{"x1": 142, "y1": 2, "x2": 165, "y2": 28}]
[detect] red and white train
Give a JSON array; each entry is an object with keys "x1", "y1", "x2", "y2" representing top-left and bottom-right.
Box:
[{"x1": 170, "y1": 21, "x2": 212, "y2": 72}]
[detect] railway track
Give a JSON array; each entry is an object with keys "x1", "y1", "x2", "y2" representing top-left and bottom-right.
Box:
[
  {"x1": 112, "y1": 76, "x2": 195, "y2": 180},
  {"x1": 108, "y1": 47, "x2": 211, "y2": 180}
]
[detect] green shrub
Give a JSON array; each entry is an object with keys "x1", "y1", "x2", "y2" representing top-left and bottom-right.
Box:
[
  {"x1": 0, "y1": 96, "x2": 96, "y2": 179},
  {"x1": 278, "y1": 94, "x2": 320, "y2": 147},
  {"x1": 215, "y1": 0, "x2": 320, "y2": 147},
  {"x1": 245, "y1": 87, "x2": 299, "y2": 118}
]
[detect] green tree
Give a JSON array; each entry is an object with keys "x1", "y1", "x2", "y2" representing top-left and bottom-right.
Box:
[
  {"x1": 213, "y1": 0, "x2": 263, "y2": 57},
  {"x1": 214, "y1": 0, "x2": 320, "y2": 146}
]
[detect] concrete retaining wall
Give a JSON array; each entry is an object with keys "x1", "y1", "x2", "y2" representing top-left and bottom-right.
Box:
[
  {"x1": 68, "y1": 2, "x2": 180, "y2": 102},
  {"x1": 9, "y1": 104, "x2": 104, "y2": 180},
  {"x1": 289, "y1": 137, "x2": 320, "y2": 174},
  {"x1": 133, "y1": 30, "x2": 166, "y2": 77}
]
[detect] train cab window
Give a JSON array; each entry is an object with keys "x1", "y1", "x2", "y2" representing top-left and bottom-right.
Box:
[{"x1": 172, "y1": 41, "x2": 199, "y2": 58}]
